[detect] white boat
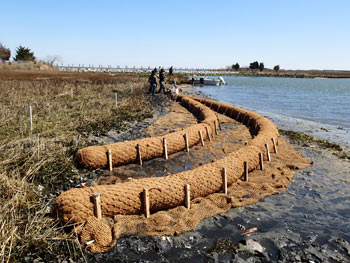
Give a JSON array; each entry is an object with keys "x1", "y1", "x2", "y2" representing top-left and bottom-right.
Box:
[{"x1": 191, "y1": 76, "x2": 226, "y2": 86}]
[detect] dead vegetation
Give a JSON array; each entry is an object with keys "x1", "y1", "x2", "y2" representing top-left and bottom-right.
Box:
[{"x1": 0, "y1": 71, "x2": 152, "y2": 262}]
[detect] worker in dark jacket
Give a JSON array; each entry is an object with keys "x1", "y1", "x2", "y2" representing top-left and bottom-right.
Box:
[
  {"x1": 148, "y1": 71, "x2": 157, "y2": 95},
  {"x1": 158, "y1": 68, "x2": 166, "y2": 94}
]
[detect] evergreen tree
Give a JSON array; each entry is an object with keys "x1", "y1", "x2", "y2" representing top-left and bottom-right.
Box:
[
  {"x1": 13, "y1": 46, "x2": 36, "y2": 62},
  {"x1": 232, "y1": 63, "x2": 240, "y2": 71},
  {"x1": 259, "y1": 62, "x2": 264, "y2": 72},
  {"x1": 249, "y1": 61, "x2": 259, "y2": 70}
]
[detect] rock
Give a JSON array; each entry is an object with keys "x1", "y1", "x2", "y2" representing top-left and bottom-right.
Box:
[{"x1": 237, "y1": 239, "x2": 265, "y2": 254}]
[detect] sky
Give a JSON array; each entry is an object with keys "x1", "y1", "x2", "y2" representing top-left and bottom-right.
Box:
[{"x1": 1, "y1": 0, "x2": 350, "y2": 70}]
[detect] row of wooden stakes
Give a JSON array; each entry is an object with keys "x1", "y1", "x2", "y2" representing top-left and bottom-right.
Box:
[
  {"x1": 92, "y1": 137, "x2": 278, "y2": 220},
  {"x1": 105, "y1": 119, "x2": 221, "y2": 170}
]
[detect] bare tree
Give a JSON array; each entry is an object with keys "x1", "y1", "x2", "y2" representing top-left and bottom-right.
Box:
[
  {"x1": 45, "y1": 55, "x2": 62, "y2": 67},
  {"x1": 0, "y1": 43, "x2": 11, "y2": 62}
]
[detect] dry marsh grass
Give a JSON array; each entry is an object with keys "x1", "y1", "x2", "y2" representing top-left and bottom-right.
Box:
[{"x1": 0, "y1": 71, "x2": 152, "y2": 262}]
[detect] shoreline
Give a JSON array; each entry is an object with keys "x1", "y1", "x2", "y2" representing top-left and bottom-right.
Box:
[{"x1": 182, "y1": 85, "x2": 350, "y2": 155}]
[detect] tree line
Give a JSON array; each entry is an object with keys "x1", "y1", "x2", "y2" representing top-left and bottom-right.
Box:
[
  {"x1": 231, "y1": 61, "x2": 280, "y2": 72},
  {"x1": 0, "y1": 43, "x2": 36, "y2": 62}
]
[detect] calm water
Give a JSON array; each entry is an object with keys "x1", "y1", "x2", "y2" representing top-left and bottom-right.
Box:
[{"x1": 197, "y1": 76, "x2": 350, "y2": 128}]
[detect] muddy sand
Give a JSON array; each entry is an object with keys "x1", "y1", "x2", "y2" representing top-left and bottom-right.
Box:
[{"x1": 84, "y1": 90, "x2": 350, "y2": 262}]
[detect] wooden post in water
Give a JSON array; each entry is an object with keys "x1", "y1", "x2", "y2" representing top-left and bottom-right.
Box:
[
  {"x1": 205, "y1": 126, "x2": 211, "y2": 141},
  {"x1": 143, "y1": 189, "x2": 150, "y2": 218},
  {"x1": 107, "y1": 149, "x2": 113, "y2": 172},
  {"x1": 137, "y1": 144, "x2": 142, "y2": 166},
  {"x1": 199, "y1": 130, "x2": 205, "y2": 146},
  {"x1": 185, "y1": 184, "x2": 191, "y2": 209},
  {"x1": 272, "y1": 138, "x2": 278, "y2": 154},
  {"x1": 184, "y1": 133, "x2": 189, "y2": 153},
  {"x1": 265, "y1": 144, "x2": 271, "y2": 161},
  {"x1": 244, "y1": 161, "x2": 249, "y2": 182},
  {"x1": 93, "y1": 192, "x2": 102, "y2": 220},
  {"x1": 163, "y1": 138, "x2": 168, "y2": 160},
  {"x1": 259, "y1": 152, "x2": 264, "y2": 171},
  {"x1": 222, "y1": 168, "x2": 227, "y2": 195}
]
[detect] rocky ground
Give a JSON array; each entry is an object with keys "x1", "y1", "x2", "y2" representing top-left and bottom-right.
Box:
[{"x1": 83, "y1": 88, "x2": 350, "y2": 263}]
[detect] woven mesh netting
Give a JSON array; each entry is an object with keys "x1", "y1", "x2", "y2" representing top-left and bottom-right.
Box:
[{"x1": 54, "y1": 95, "x2": 280, "y2": 225}]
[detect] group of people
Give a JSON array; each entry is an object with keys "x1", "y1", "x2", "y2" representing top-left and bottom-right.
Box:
[{"x1": 148, "y1": 66, "x2": 177, "y2": 95}]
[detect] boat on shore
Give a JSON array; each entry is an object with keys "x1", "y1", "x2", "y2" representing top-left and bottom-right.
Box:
[{"x1": 191, "y1": 76, "x2": 226, "y2": 86}]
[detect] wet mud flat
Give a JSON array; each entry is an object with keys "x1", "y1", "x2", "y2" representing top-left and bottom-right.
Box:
[
  {"x1": 87, "y1": 145, "x2": 350, "y2": 263},
  {"x1": 84, "y1": 92, "x2": 350, "y2": 262}
]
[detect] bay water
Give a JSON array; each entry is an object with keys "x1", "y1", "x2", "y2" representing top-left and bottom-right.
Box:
[{"x1": 196, "y1": 76, "x2": 350, "y2": 147}]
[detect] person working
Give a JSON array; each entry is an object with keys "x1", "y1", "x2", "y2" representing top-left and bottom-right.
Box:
[
  {"x1": 148, "y1": 71, "x2": 157, "y2": 95},
  {"x1": 158, "y1": 68, "x2": 166, "y2": 94}
]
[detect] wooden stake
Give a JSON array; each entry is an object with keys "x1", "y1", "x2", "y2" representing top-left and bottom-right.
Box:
[
  {"x1": 163, "y1": 138, "x2": 168, "y2": 160},
  {"x1": 244, "y1": 161, "x2": 249, "y2": 182},
  {"x1": 242, "y1": 114, "x2": 246, "y2": 124},
  {"x1": 93, "y1": 192, "x2": 102, "y2": 220},
  {"x1": 184, "y1": 133, "x2": 189, "y2": 153},
  {"x1": 236, "y1": 112, "x2": 240, "y2": 121},
  {"x1": 259, "y1": 152, "x2": 264, "y2": 171},
  {"x1": 137, "y1": 144, "x2": 142, "y2": 166},
  {"x1": 107, "y1": 149, "x2": 113, "y2": 172},
  {"x1": 272, "y1": 137, "x2": 278, "y2": 154},
  {"x1": 143, "y1": 189, "x2": 150, "y2": 218},
  {"x1": 29, "y1": 105, "x2": 33, "y2": 132},
  {"x1": 70, "y1": 88, "x2": 74, "y2": 99},
  {"x1": 199, "y1": 130, "x2": 205, "y2": 146},
  {"x1": 222, "y1": 168, "x2": 227, "y2": 195},
  {"x1": 185, "y1": 184, "x2": 191, "y2": 209},
  {"x1": 265, "y1": 144, "x2": 271, "y2": 161},
  {"x1": 244, "y1": 141, "x2": 248, "y2": 145},
  {"x1": 218, "y1": 118, "x2": 222, "y2": 130},
  {"x1": 205, "y1": 126, "x2": 211, "y2": 141},
  {"x1": 214, "y1": 120, "x2": 218, "y2": 135},
  {"x1": 247, "y1": 117, "x2": 251, "y2": 127},
  {"x1": 255, "y1": 121, "x2": 258, "y2": 130},
  {"x1": 114, "y1": 92, "x2": 118, "y2": 108}
]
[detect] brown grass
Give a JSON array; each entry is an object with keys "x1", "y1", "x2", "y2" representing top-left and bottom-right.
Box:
[{"x1": 0, "y1": 71, "x2": 152, "y2": 262}]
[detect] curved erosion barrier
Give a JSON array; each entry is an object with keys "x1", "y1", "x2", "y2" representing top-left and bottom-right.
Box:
[
  {"x1": 54, "y1": 95, "x2": 279, "y2": 225},
  {"x1": 76, "y1": 96, "x2": 218, "y2": 169}
]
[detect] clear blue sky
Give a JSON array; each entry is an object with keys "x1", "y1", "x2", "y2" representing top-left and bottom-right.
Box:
[{"x1": 1, "y1": 0, "x2": 350, "y2": 70}]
